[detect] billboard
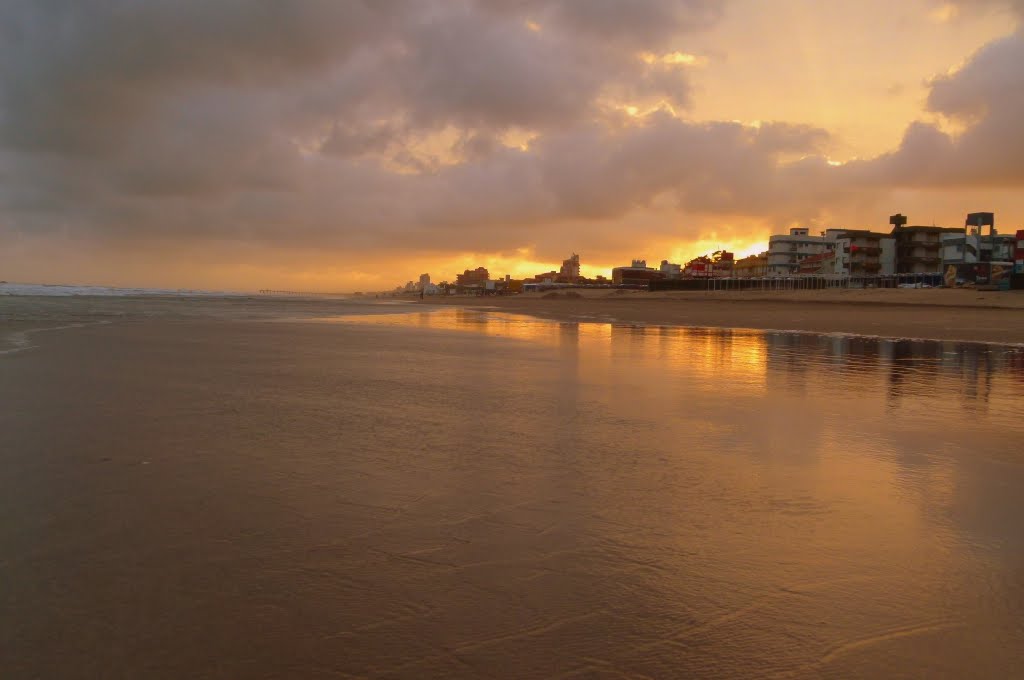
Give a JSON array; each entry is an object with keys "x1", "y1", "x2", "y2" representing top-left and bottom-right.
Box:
[
  {"x1": 943, "y1": 265, "x2": 957, "y2": 288},
  {"x1": 947, "y1": 262, "x2": 1013, "y2": 286}
]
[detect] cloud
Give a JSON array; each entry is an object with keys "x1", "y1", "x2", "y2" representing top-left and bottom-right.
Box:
[
  {"x1": 0, "y1": 0, "x2": 721, "y2": 154},
  {"x1": 939, "y1": 0, "x2": 1024, "y2": 19},
  {"x1": 476, "y1": 0, "x2": 724, "y2": 48},
  {"x1": 0, "y1": 0, "x2": 734, "y2": 247},
  {"x1": 0, "y1": 1, "x2": 408, "y2": 154},
  {"x1": 0, "y1": 0, "x2": 1022, "y2": 289},
  {"x1": 858, "y1": 30, "x2": 1024, "y2": 188}
]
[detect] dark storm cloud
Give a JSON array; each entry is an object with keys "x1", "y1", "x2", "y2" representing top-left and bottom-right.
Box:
[
  {"x1": 0, "y1": 0, "x2": 716, "y2": 152},
  {"x1": 475, "y1": 0, "x2": 723, "y2": 47},
  {"x1": 387, "y1": 4, "x2": 605, "y2": 131},
  {"x1": 0, "y1": 0, "x2": 733, "y2": 248},
  {"x1": 0, "y1": 0, "x2": 407, "y2": 153},
  {"x1": 86, "y1": 114, "x2": 835, "y2": 253}
]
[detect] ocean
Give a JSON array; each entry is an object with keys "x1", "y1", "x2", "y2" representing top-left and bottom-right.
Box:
[{"x1": 2, "y1": 297, "x2": 1023, "y2": 678}]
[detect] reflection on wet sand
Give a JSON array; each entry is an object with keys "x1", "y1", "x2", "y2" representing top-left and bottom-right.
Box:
[
  {"x1": 4, "y1": 307, "x2": 1024, "y2": 678},
  {"x1": 327, "y1": 309, "x2": 1024, "y2": 676},
  {"x1": 338, "y1": 307, "x2": 1024, "y2": 409}
]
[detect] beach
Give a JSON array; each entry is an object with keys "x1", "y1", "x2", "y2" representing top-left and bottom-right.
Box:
[
  {"x1": 4, "y1": 288, "x2": 1023, "y2": 351},
  {"x1": 420, "y1": 287, "x2": 1024, "y2": 344},
  {"x1": 3, "y1": 294, "x2": 1024, "y2": 678}
]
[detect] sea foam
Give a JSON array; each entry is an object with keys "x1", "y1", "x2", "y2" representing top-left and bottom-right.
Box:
[{"x1": 0, "y1": 282, "x2": 248, "y2": 297}]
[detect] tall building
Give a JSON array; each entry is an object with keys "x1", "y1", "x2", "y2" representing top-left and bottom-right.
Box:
[
  {"x1": 456, "y1": 267, "x2": 489, "y2": 290},
  {"x1": 559, "y1": 253, "x2": 581, "y2": 280},
  {"x1": 889, "y1": 214, "x2": 961, "y2": 274},
  {"x1": 418, "y1": 273, "x2": 431, "y2": 288}
]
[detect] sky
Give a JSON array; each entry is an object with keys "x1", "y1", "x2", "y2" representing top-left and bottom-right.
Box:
[{"x1": 1, "y1": 0, "x2": 1023, "y2": 291}]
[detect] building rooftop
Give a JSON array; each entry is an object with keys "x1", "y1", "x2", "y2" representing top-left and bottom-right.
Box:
[
  {"x1": 893, "y1": 225, "x2": 963, "y2": 233},
  {"x1": 835, "y1": 229, "x2": 891, "y2": 238}
]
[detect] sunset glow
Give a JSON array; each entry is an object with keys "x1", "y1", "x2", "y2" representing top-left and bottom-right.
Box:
[{"x1": 1, "y1": 0, "x2": 1022, "y2": 291}]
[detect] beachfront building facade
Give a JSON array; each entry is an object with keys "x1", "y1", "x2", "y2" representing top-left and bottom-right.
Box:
[
  {"x1": 456, "y1": 267, "x2": 490, "y2": 293},
  {"x1": 683, "y1": 255, "x2": 713, "y2": 277},
  {"x1": 659, "y1": 260, "x2": 682, "y2": 279},
  {"x1": 710, "y1": 250, "x2": 734, "y2": 277},
  {"x1": 612, "y1": 260, "x2": 664, "y2": 286},
  {"x1": 890, "y1": 222, "x2": 961, "y2": 274},
  {"x1": 833, "y1": 230, "x2": 896, "y2": 277},
  {"x1": 766, "y1": 228, "x2": 842, "y2": 276},
  {"x1": 734, "y1": 252, "x2": 768, "y2": 278},
  {"x1": 941, "y1": 232, "x2": 1017, "y2": 266},
  {"x1": 680, "y1": 251, "x2": 735, "y2": 278},
  {"x1": 797, "y1": 251, "x2": 836, "y2": 276},
  {"x1": 526, "y1": 254, "x2": 586, "y2": 287}
]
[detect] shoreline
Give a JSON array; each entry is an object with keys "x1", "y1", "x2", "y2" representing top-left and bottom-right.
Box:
[
  {"x1": 414, "y1": 288, "x2": 1024, "y2": 345},
  {"x1": 2, "y1": 289, "x2": 1023, "y2": 347}
]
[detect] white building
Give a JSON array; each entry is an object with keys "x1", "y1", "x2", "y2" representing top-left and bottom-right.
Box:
[
  {"x1": 941, "y1": 232, "x2": 1017, "y2": 266},
  {"x1": 767, "y1": 228, "x2": 843, "y2": 276},
  {"x1": 659, "y1": 260, "x2": 682, "y2": 279},
  {"x1": 773, "y1": 228, "x2": 897, "y2": 278}
]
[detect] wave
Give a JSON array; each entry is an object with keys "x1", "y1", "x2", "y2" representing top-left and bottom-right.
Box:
[
  {"x1": 0, "y1": 321, "x2": 111, "y2": 356},
  {"x1": 0, "y1": 282, "x2": 250, "y2": 298}
]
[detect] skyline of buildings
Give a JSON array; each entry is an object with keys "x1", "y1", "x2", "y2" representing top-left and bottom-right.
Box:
[{"x1": 397, "y1": 211, "x2": 1024, "y2": 294}]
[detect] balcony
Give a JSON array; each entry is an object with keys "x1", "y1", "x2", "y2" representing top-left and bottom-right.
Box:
[{"x1": 899, "y1": 247, "x2": 939, "y2": 258}]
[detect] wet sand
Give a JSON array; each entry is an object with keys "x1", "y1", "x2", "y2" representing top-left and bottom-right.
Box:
[
  {"x1": 3, "y1": 296, "x2": 1024, "y2": 678},
  {"x1": 420, "y1": 288, "x2": 1024, "y2": 344}
]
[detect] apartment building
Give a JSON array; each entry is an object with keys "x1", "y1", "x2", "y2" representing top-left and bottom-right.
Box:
[
  {"x1": 734, "y1": 252, "x2": 768, "y2": 277},
  {"x1": 766, "y1": 228, "x2": 844, "y2": 276},
  {"x1": 890, "y1": 224, "x2": 961, "y2": 273},
  {"x1": 833, "y1": 230, "x2": 896, "y2": 276},
  {"x1": 940, "y1": 232, "x2": 1017, "y2": 265}
]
